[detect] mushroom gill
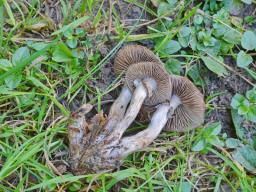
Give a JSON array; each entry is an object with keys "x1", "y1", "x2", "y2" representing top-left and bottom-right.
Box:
[
  {"x1": 138, "y1": 75, "x2": 205, "y2": 132},
  {"x1": 165, "y1": 75, "x2": 205, "y2": 132},
  {"x1": 125, "y1": 62, "x2": 172, "y2": 106},
  {"x1": 114, "y1": 44, "x2": 161, "y2": 75}
]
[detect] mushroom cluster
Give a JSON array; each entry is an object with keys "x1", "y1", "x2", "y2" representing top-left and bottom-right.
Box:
[{"x1": 68, "y1": 44, "x2": 205, "y2": 174}]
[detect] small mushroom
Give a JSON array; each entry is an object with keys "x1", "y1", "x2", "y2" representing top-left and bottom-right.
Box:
[
  {"x1": 139, "y1": 75, "x2": 205, "y2": 132},
  {"x1": 165, "y1": 75, "x2": 205, "y2": 132},
  {"x1": 125, "y1": 62, "x2": 172, "y2": 106},
  {"x1": 114, "y1": 44, "x2": 161, "y2": 75}
]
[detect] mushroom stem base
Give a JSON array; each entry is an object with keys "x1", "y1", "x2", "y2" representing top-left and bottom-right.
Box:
[{"x1": 68, "y1": 80, "x2": 168, "y2": 174}]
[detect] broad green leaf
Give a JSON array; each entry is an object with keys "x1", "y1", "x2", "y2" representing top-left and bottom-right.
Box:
[
  {"x1": 52, "y1": 43, "x2": 74, "y2": 62},
  {"x1": 69, "y1": 182, "x2": 82, "y2": 191},
  {"x1": 246, "y1": 89, "x2": 256, "y2": 103},
  {"x1": 231, "y1": 109, "x2": 245, "y2": 139},
  {"x1": 12, "y1": 47, "x2": 30, "y2": 66},
  {"x1": 165, "y1": 58, "x2": 181, "y2": 75},
  {"x1": 247, "y1": 107, "x2": 256, "y2": 122},
  {"x1": 178, "y1": 27, "x2": 191, "y2": 47},
  {"x1": 231, "y1": 16, "x2": 243, "y2": 28},
  {"x1": 208, "y1": 135, "x2": 224, "y2": 147},
  {"x1": 223, "y1": 0, "x2": 243, "y2": 16},
  {"x1": 207, "y1": 122, "x2": 222, "y2": 136},
  {"x1": 167, "y1": 0, "x2": 177, "y2": 5},
  {"x1": 180, "y1": 181, "x2": 192, "y2": 192},
  {"x1": 0, "y1": 85, "x2": 9, "y2": 94},
  {"x1": 66, "y1": 39, "x2": 78, "y2": 48},
  {"x1": 238, "y1": 105, "x2": 249, "y2": 115},
  {"x1": 197, "y1": 41, "x2": 221, "y2": 56},
  {"x1": 178, "y1": 36, "x2": 190, "y2": 47},
  {"x1": 187, "y1": 64, "x2": 205, "y2": 87},
  {"x1": 198, "y1": 31, "x2": 216, "y2": 47},
  {"x1": 192, "y1": 139, "x2": 206, "y2": 151},
  {"x1": 72, "y1": 49, "x2": 85, "y2": 59},
  {"x1": 223, "y1": 29, "x2": 241, "y2": 44},
  {"x1": 241, "y1": 31, "x2": 256, "y2": 50},
  {"x1": 193, "y1": 14, "x2": 203, "y2": 25},
  {"x1": 162, "y1": 40, "x2": 181, "y2": 54},
  {"x1": 29, "y1": 42, "x2": 48, "y2": 51},
  {"x1": 157, "y1": 2, "x2": 175, "y2": 16},
  {"x1": 231, "y1": 93, "x2": 245, "y2": 109},
  {"x1": 189, "y1": 32, "x2": 197, "y2": 50},
  {"x1": 220, "y1": 39, "x2": 234, "y2": 54},
  {"x1": 4, "y1": 73, "x2": 22, "y2": 89},
  {"x1": 213, "y1": 23, "x2": 229, "y2": 37},
  {"x1": 244, "y1": 16, "x2": 255, "y2": 24},
  {"x1": 226, "y1": 138, "x2": 242, "y2": 148},
  {"x1": 0, "y1": 59, "x2": 12, "y2": 70},
  {"x1": 64, "y1": 29, "x2": 73, "y2": 38},
  {"x1": 179, "y1": 26, "x2": 191, "y2": 37},
  {"x1": 237, "y1": 50, "x2": 253, "y2": 68},
  {"x1": 241, "y1": 98, "x2": 250, "y2": 107},
  {"x1": 241, "y1": 0, "x2": 252, "y2": 4},
  {"x1": 75, "y1": 28, "x2": 85, "y2": 36},
  {"x1": 201, "y1": 56, "x2": 228, "y2": 77},
  {"x1": 232, "y1": 145, "x2": 256, "y2": 173}
]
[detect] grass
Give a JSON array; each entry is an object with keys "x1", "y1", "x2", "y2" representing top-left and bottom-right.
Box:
[{"x1": 0, "y1": 0, "x2": 256, "y2": 191}]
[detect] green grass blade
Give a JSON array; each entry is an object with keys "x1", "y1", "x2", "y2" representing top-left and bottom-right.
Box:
[
  {"x1": 3, "y1": 0, "x2": 16, "y2": 26},
  {"x1": 0, "y1": 3, "x2": 3, "y2": 47},
  {"x1": 51, "y1": 15, "x2": 90, "y2": 36}
]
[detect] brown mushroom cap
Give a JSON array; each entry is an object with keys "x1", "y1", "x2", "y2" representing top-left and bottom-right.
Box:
[
  {"x1": 165, "y1": 75, "x2": 205, "y2": 132},
  {"x1": 125, "y1": 62, "x2": 172, "y2": 106},
  {"x1": 138, "y1": 75, "x2": 205, "y2": 132},
  {"x1": 114, "y1": 44, "x2": 161, "y2": 75}
]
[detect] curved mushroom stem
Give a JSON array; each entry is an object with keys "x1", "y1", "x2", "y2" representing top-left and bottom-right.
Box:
[
  {"x1": 167, "y1": 94, "x2": 181, "y2": 117},
  {"x1": 115, "y1": 103, "x2": 170, "y2": 158},
  {"x1": 104, "y1": 86, "x2": 132, "y2": 131},
  {"x1": 111, "y1": 78, "x2": 157, "y2": 139},
  {"x1": 110, "y1": 95, "x2": 181, "y2": 159},
  {"x1": 108, "y1": 86, "x2": 132, "y2": 120},
  {"x1": 94, "y1": 86, "x2": 132, "y2": 143},
  {"x1": 111, "y1": 80, "x2": 147, "y2": 139}
]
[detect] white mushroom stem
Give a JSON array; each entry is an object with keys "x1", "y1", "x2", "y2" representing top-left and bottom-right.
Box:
[
  {"x1": 94, "y1": 86, "x2": 132, "y2": 143},
  {"x1": 105, "y1": 86, "x2": 132, "y2": 130},
  {"x1": 167, "y1": 94, "x2": 181, "y2": 117},
  {"x1": 111, "y1": 94, "x2": 182, "y2": 158},
  {"x1": 111, "y1": 78, "x2": 157, "y2": 139},
  {"x1": 116, "y1": 103, "x2": 170, "y2": 158}
]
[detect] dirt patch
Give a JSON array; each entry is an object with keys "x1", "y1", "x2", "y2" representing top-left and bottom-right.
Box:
[{"x1": 204, "y1": 56, "x2": 253, "y2": 136}]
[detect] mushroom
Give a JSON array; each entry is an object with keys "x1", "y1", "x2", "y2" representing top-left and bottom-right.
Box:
[
  {"x1": 165, "y1": 75, "x2": 205, "y2": 131},
  {"x1": 125, "y1": 62, "x2": 172, "y2": 106},
  {"x1": 68, "y1": 62, "x2": 174, "y2": 174},
  {"x1": 139, "y1": 75, "x2": 205, "y2": 132},
  {"x1": 114, "y1": 44, "x2": 161, "y2": 75}
]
